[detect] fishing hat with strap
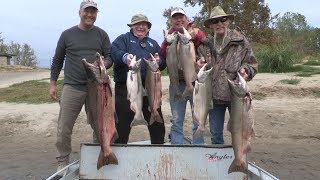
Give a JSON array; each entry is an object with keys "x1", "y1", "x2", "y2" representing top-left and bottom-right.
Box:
[
  {"x1": 127, "y1": 14, "x2": 152, "y2": 29},
  {"x1": 204, "y1": 6, "x2": 234, "y2": 28}
]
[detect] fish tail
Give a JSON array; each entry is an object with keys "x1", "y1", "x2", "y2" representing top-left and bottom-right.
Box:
[
  {"x1": 194, "y1": 127, "x2": 204, "y2": 138},
  {"x1": 149, "y1": 110, "x2": 163, "y2": 125},
  {"x1": 228, "y1": 159, "x2": 247, "y2": 174},
  {"x1": 97, "y1": 151, "x2": 118, "y2": 170},
  {"x1": 130, "y1": 114, "x2": 148, "y2": 127}
]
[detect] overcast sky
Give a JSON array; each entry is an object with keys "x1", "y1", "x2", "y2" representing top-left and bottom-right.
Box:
[{"x1": 1, "y1": 0, "x2": 319, "y2": 68}]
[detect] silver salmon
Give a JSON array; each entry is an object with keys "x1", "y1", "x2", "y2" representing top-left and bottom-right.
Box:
[
  {"x1": 227, "y1": 72, "x2": 254, "y2": 174},
  {"x1": 127, "y1": 56, "x2": 148, "y2": 127},
  {"x1": 82, "y1": 52, "x2": 118, "y2": 169},
  {"x1": 193, "y1": 63, "x2": 213, "y2": 137},
  {"x1": 177, "y1": 27, "x2": 197, "y2": 98},
  {"x1": 165, "y1": 32, "x2": 182, "y2": 101},
  {"x1": 144, "y1": 54, "x2": 163, "y2": 125}
]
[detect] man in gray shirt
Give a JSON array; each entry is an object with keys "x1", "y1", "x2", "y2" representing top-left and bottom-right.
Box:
[{"x1": 49, "y1": 0, "x2": 113, "y2": 173}]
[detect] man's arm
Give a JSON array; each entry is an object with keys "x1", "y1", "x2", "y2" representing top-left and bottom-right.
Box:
[
  {"x1": 50, "y1": 33, "x2": 66, "y2": 101},
  {"x1": 101, "y1": 32, "x2": 113, "y2": 69}
]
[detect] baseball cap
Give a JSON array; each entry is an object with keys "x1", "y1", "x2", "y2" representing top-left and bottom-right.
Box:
[
  {"x1": 80, "y1": 0, "x2": 98, "y2": 10},
  {"x1": 171, "y1": 7, "x2": 186, "y2": 17}
]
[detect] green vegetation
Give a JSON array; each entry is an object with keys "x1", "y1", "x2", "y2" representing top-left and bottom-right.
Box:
[
  {"x1": 313, "y1": 90, "x2": 320, "y2": 98},
  {"x1": 303, "y1": 55, "x2": 320, "y2": 66},
  {"x1": 252, "y1": 92, "x2": 266, "y2": 100},
  {"x1": 278, "y1": 78, "x2": 302, "y2": 85},
  {"x1": 0, "y1": 79, "x2": 63, "y2": 104},
  {"x1": 256, "y1": 43, "x2": 297, "y2": 73}
]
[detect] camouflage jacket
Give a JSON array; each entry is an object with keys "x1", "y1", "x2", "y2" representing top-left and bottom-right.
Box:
[{"x1": 201, "y1": 29, "x2": 258, "y2": 103}]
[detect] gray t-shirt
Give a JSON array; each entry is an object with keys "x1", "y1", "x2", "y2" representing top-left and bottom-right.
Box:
[{"x1": 50, "y1": 25, "x2": 112, "y2": 91}]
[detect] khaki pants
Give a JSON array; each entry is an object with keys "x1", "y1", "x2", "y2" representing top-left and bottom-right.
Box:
[{"x1": 55, "y1": 84, "x2": 97, "y2": 162}]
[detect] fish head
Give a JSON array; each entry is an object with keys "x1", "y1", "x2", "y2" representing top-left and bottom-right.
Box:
[
  {"x1": 177, "y1": 27, "x2": 192, "y2": 44},
  {"x1": 228, "y1": 72, "x2": 248, "y2": 97},
  {"x1": 82, "y1": 52, "x2": 109, "y2": 84},
  {"x1": 165, "y1": 32, "x2": 178, "y2": 44},
  {"x1": 129, "y1": 56, "x2": 141, "y2": 71},
  {"x1": 144, "y1": 53, "x2": 159, "y2": 72},
  {"x1": 197, "y1": 63, "x2": 213, "y2": 83}
]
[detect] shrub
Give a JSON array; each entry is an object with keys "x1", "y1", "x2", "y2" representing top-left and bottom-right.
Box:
[{"x1": 256, "y1": 43, "x2": 298, "y2": 73}]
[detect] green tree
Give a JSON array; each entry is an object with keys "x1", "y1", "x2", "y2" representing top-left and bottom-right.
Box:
[
  {"x1": 20, "y1": 43, "x2": 38, "y2": 67},
  {"x1": 274, "y1": 12, "x2": 318, "y2": 56},
  {"x1": 0, "y1": 33, "x2": 8, "y2": 53},
  {"x1": 7, "y1": 41, "x2": 22, "y2": 65},
  {"x1": 163, "y1": 0, "x2": 275, "y2": 43}
]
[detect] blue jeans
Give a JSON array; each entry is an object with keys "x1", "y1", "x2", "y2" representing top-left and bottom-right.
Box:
[
  {"x1": 208, "y1": 103, "x2": 231, "y2": 144},
  {"x1": 169, "y1": 81, "x2": 205, "y2": 144}
]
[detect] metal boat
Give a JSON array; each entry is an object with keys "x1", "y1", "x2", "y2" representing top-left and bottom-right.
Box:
[{"x1": 46, "y1": 140, "x2": 278, "y2": 180}]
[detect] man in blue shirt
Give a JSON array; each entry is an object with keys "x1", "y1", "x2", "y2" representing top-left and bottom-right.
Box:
[{"x1": 111, "y1": 14, "x2": 166, "y2": 144}]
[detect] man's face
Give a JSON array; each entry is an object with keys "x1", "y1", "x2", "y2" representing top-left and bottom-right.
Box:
[
  {"x1": 131, "y1": 22, "x2": 149, "y2": 39},
  {"x1": 209, "y1": 17, "x2": 230, "y2": 37},
  {"x1": 79, "y1": 7, "x2": 98, "y2": 28},
  {"x1": 171, "y1": 13, "x2": 188, "y2": 32}
]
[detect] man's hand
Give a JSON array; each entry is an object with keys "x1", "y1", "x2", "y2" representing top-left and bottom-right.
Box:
[
  {"x1": 49, "y1": 81, "x2": 58, "y2": 101},
  {"x1": 153, "y1": 53, "x2": 160, "y2": 64},
  {"x1": 239, "y1": 68, "x2": 249, "y2": 81},
  {"x1": 126, "y1": 54, "x2": 134, "y2": 68},
  {"x1": 196, "y1": 57, "x2": 206, "y2": 70}
]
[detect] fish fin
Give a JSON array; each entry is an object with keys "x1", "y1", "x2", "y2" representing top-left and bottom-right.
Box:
[
  {"x1": 244, "y1": 143, "x2": 252, "y2": 153},
  {"x1": 228, "y1": 159, "x2": 247, "y2": 174},
  {"x1": 97, "y1": 151, "x2": 118, "y2": 170}
]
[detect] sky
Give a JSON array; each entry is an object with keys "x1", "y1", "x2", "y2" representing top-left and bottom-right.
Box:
[{"x1": 1, "y1": 0, "x2": 319, "y2": 68}]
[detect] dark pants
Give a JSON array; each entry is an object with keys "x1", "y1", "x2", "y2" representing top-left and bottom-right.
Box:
[{"x1": 114, "y1": 82, "x2": 165, "y2": 144}]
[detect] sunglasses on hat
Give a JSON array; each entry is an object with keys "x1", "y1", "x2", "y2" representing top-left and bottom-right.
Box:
[{"x1": 211, "y1": 17, "x2": 228, "y2": 24}]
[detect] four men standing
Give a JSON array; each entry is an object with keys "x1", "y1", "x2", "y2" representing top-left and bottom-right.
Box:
[{"x1": 50, "y1": 0, "x2": 257, "y2": 172}]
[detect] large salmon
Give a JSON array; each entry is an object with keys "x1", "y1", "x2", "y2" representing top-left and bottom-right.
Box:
[
  {"x1": 82, "y1": 52, "x2": 118, "y2": 170},
  {"x1": 127, "y1": 56, "x2": 148, "y2": 127},
  {"x1": 144, "y1": 54, "x2": 163, "y2": 125},
  {"x1": 227, "y1": 72, "x2": 254, "y2": 174},
  {"x1": 177, "y1": 27, "x2": 197, "y2": 98},
  {"x1": 193, "y1": 63, "x2": 213, "y2": 137},
  {"x1": 165, "y1": 31, "x2": 182, "y2": 101}
]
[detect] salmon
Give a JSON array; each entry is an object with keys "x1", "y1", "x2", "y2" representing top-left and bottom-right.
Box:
[
  {"x1": 127, "y1": 56, "x2": 148, "y2": 127},
  {"x1": 82, "y1": 52, "x2": 118, "y2": 170},
  {"x1": 193, "y1": 63, "x2": 213, "y2": 137},
  {"x1": 177, "y1": 27, "x2": 197, "y2": 98},
  {"x1": 165, "y1": 32, "x2": 182, "y2": 101},
  {"x1": 144, "y1": 54, "x2": 163, "y2": 125},
  {"x1": 227, "y1": 72, "x2": 254, "y2": 174}
]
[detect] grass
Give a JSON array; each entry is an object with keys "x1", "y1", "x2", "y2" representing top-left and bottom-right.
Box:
[
  {"x1": 0, "y1": 79, "x2": 63, "y2": 104},
  {"x1": 278, "y1": 78, "x2": 302, "y2": 85},
  {"x1": 292, "y1": 65, "x2": 320, "y2": 77},
  {"x1": 252, "y1": 92, "x2": 266, "y2": 100},
  {"x1": 313, "y1": 90, "x2": 320, "y2": 98}
]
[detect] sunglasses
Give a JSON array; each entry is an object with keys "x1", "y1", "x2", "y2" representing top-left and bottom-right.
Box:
[{"x1": 211, "y1": 17, "x2": 228, "y2": 24}]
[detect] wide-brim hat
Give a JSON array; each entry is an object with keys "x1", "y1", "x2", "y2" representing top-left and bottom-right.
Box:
[
  {"x1": 204, "y1": 6, "x2": 234, "y2": 28},
  {"x1": 127, "y1": 14, "x2": 152, "y2": 29}
]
